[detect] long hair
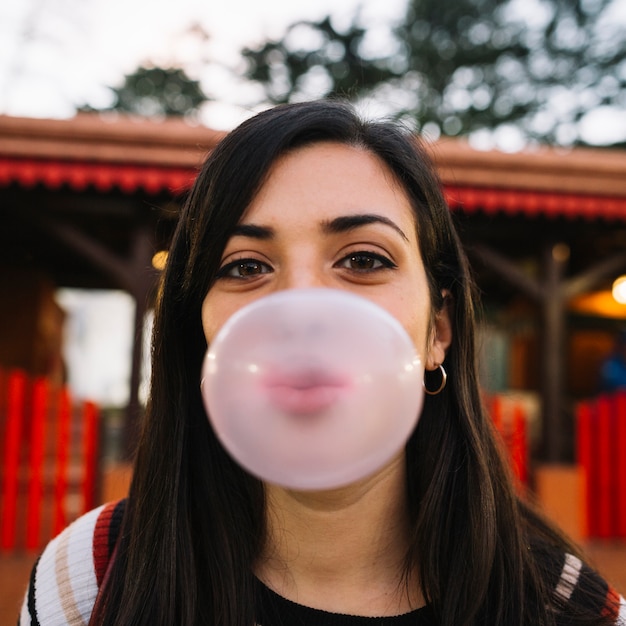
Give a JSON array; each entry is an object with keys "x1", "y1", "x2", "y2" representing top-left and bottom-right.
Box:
[{"x1": 93, "y1": 101, "x2": 605, "y2": 625}]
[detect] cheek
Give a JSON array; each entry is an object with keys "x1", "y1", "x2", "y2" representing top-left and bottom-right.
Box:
[
  {"x1": 405, "y1": 311, "x2": 432, "y2": 359},
  {"x1": 202, "y1": 291, "x2": 269, "y2": 346},
  {"x1": 376, "y1": 295, "x2": 431, "y2": 358},
  {"x1": 201, "y1": 295, "x2": 223, "y2": 345},
  {"x1": 397, "y1": 291, "x2": 433, "y2": 357}
]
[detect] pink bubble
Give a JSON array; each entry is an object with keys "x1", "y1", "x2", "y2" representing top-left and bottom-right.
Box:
[
  {"x1": 261, "y1": 367, "x2": 352, "y2": 415},
  {"x1": 201, "y1": 288, "x2": 425, "y2": 490}
]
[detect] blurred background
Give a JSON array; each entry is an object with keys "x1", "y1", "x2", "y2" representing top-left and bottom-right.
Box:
[
  {"x1": 2, "y1": 0, "x2": 625, "y2": 408},
  {"x1": 1, "y1": 0, "x2": 626, "y2": 619}
]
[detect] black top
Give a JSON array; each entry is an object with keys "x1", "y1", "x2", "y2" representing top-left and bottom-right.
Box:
[{"x1": 256, "y1": 579, "x2": 438, "y2": 625}]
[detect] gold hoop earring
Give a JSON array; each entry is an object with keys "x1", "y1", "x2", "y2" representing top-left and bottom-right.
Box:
[{"x1": 423, "y1": 364, "x2": 447, "y2": 395}]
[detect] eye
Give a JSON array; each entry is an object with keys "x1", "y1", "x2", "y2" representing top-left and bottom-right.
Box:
[
  {"x1": 336, "y1": 251, "x2": 396, "y2": 272},
  {"x1": 216, "y1": 258, "x2": 273, "y2": 279}
]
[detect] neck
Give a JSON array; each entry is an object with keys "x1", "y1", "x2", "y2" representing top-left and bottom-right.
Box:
[{"x1": 255, "y1": 453, "x2": 424, "y2": 616}]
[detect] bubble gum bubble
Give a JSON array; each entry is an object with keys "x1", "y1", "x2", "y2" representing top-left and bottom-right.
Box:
[{"x1": 201, "y1": 288, "x2": 425, "y2": 490}]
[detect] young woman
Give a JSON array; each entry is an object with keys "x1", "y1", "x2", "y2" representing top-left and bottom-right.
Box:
[{"x1": 21, "y1": 100, "x2": 625, "y2": 625}]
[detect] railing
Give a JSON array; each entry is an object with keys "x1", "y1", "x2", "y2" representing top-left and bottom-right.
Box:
[
  {"x1": 0, "y1": 373, "x2": 529, "y2": 542},
  {"x1": 576, "y1": 390, "x2": 626, "y2": 539},
  {"x1": 0, "y1": 368, "x2": 100, "y2": 552}
]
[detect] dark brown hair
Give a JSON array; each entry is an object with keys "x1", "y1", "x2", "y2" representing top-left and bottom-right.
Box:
[{"x1": 93, "y1": 100, "x2": 612, "y2": 625}]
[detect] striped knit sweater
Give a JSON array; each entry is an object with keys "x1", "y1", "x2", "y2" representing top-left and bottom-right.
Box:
[
  {"x1": 19, "y1": 500, "x2": 124, "y2": 626},
  {"x1": 19, "y1": 500, "x2": 626, "y2": 625}
]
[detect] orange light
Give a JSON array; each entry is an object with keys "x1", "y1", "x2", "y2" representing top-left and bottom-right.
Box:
[
  {"x1": 613, "y1": 275, "x2": 626, "y2": 305},
  {"x1": 151, "y1": 250, "x2": 168, "y2": 271}
]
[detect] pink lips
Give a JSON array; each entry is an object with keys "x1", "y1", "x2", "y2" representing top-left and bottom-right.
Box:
[{"x1": 262, "y1": 368, "x2": 351, "y2": 415}]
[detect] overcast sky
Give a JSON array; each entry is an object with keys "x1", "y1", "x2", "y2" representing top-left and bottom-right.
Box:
[
  {"x1": 0, "y1": 0, "x2": 407, "y2": 128},
  {"x1": 2, "y1": 0, "x2": 625, "y2": 134}
]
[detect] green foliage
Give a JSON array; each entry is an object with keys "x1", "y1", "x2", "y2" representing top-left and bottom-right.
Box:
[
  {"x1": 241, "y1": 0, "x2": 626, "y2": 146},
  {"x1": 99, "y1": 66, "x2": 208, "y2": 118}
]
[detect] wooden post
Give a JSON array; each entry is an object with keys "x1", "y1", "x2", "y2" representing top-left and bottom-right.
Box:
[
  {"x1": 82, "y1": 401, "x2": 100, "y2": 513},
  {"x1": 124, "y1": 285, "x2": 149, "y2": 459},
  {"x1": 471, "y1": 244, "x2": 626, "y2": 464},
  {"x1": 53, "y1": 387, "x2": 71, "y2": 536},
  {"x1": 29, "y1": 209, "x2": 158, "y2": 461},
  {"x1": 123, "y1": 225, "x2": 158, "y2": 460},
  {"x1": 540, "y1": 243, "x2": 569, "y2": 463}
]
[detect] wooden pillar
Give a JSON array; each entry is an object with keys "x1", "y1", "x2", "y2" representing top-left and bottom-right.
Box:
[
  {"x1": 471, "y1": 243, "x2": 626, "y2": 464},
  {"x1": 124, "y1": 226, "x2": 158, "y2": 460},
  {"x1": 123, "y1": 292, "x2": 147, "y2": 459},
  {"x1": 541, "y1": 243, "x2": 569, "y2": 463},
  {"x1": 30, "y1": 210, "x2": 159, "y2": 460}
]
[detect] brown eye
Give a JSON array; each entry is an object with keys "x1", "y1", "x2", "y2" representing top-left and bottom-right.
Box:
[
  {"x1": 348, "y1": 254, "x2": 380, "y2": 270},
  {"x1": 336, "y1": 252, "x2": 396, "y2": 272},
  {"x1": 235, "y1": 261, "x2": 265, "y2": 276},
  {"x1": 217, "y1": 259, "x2": 272, "y2": 279}
]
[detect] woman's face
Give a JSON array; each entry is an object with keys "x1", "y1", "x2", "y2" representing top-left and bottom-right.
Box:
[{"x1": 201, "y1": 142, "x2": 451, "y2": 371}]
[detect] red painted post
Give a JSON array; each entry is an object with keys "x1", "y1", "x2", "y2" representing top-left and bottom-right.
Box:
[
  {"x1": 53, "y1": 387, "x2": 72, "y2": 537},
  {"x1": 577, "y1": 401, "x2": 594, "y2": 538},
  {"x1": 616, "y1": 392, "x2": 626, "y2": 538},
  {"x1": 1, "y1": 370, "x2": 27, "y2": 550},
  {"x1": 26, "y1": 378, "x2": 48, "y2": 550},
  {"x1": 491, "y1": 395, "x2": 503, "y2": 435},
  {"x1": 81, "y1": 401, "x2": 100, "y2": 514},
  {"x1": 597, "y1": 396, "x2": 613, "y2": 538},
  {"x1": 512, "y1": 403, "x2": 527, "y2": 485}
]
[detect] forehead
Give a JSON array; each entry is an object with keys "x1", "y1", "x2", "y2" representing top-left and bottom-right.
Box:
[{"x1": 241, "y1": 142, "x2": 417, "y2": 233}]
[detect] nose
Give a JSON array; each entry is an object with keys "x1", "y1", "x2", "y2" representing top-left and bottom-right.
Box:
[
  {"x1": 274, "y1": 261, "x2": 330, "y2": 292},
  {"x1": 276, "y1": 273, "x2": 328, "y2": 292}
]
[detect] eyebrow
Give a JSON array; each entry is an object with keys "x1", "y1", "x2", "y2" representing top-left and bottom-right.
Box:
[
  {"x1": 228, "y1": 223, "x2": 275, "y2": 239},
  {"x1": 229, "y1": 213, "x2": 409, "y2": 242},
  {"x1": 321, "y1": 214, "x2": 409, "y2": 242}
]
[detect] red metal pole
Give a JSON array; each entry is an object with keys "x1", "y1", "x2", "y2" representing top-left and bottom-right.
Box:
[
  {"x1": 512, "y1": 403, "x2": 528, "y2": 485},
  {"x1": 53, "y1": 387, "x2": 71, "y2": 536},
  {"x1": 491, "y1": 395, "x2": 503, "y2": 435},
  {"x1": 26, "y1": 378, "x2": 47, "y2": 550},
  {"x1": 1, "y1": 371, "x2": 27, "y2": 550},
  {"x1": 597, "y1": 396, "x2": 613, "y2": 538},
  {"x1": 576, "y1": 401, "x2": 594, "y2": 538},
  {"x1": 616, "y1": 391, "x2": 626, "y2": 538}
]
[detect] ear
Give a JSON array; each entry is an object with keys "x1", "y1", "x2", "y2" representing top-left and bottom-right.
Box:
[{"x1": 425, "y1": 290, "x2": 453, "y2": 371}]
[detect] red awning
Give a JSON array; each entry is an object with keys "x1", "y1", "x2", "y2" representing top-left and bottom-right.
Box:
[
  {"x1": 445, "y1": 185, "x2": 626, "y2": 222},
  {"x1": 2, "y1": 157, "x2": 626, "y2": 222},
  {"x1": 0, "y1": 157, "x2": 196, "y2": 195}
]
